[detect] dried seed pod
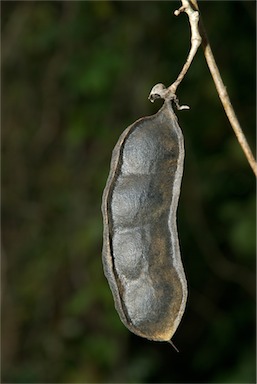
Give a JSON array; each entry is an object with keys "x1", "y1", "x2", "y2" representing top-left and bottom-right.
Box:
[{"x1": 102, "y1": 99, "x2": 187, "y2": 342}]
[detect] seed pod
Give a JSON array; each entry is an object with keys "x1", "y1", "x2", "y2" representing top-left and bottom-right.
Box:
[{"x1": 102, "y1": 99, "x2": 187, "y2": 342}]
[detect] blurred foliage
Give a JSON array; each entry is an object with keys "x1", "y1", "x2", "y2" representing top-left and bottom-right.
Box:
[{"x1": 1, "y1": 1, "x2": 256, "y2": 383}]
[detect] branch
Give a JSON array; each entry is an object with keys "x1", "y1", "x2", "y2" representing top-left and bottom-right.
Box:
[
  {"x1": 191, "y1": 0, "x2": 257, "y2": 177},
  {"x1": 149, "y1": 0, "x2": 257, "y2": 176}
]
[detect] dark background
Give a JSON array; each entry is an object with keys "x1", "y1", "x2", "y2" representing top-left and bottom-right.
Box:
[{"x1": 1, "y1": 1, "x2": 256, "y2": 383}]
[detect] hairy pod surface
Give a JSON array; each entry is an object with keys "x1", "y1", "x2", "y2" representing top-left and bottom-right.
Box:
[{"x1": 102, "y1": 100, "x2": 187, "y2": 342}]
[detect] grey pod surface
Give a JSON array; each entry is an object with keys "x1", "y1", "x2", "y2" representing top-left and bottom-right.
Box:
[{"x1": 102, "y1": 100, "x2": 187, "y2": 342}]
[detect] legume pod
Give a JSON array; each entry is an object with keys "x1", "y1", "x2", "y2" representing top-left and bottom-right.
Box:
[{"x1": 102, "y1": 100, "x2": 187, "y2": 342}]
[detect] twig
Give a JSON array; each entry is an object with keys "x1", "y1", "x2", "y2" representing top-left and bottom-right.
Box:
[
  {"x1": 191, "y1": 0, "x2": 257, "y2": 177},
  {"x1": 169, "y1": 0, "x2": 202, "y2": 94},
  {"x1": 149, "y1": 0, "x2": 201, "y2": 107}
]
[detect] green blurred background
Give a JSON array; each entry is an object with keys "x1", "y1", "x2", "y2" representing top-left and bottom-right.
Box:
[{"x1": 2, "y1": 1, "x2": 256, "y2": 383}]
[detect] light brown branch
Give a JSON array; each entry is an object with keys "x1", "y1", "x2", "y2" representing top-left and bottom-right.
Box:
[
  {"x1": 191, "y1": 0, "x2": 257, "y2": 177},
  {"x1": 150, "y1": 0, "x2": 257, "y2": 177}
]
